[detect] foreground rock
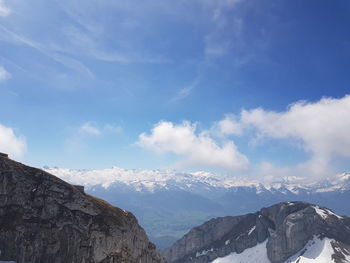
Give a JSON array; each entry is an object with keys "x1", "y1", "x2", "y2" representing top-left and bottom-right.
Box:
[
  {"x1": 162, "y1": 201, "x2": 350, "y2": 263},
  {"x1": 0, "y1": 153, "x2": 165, "y2": 263}
]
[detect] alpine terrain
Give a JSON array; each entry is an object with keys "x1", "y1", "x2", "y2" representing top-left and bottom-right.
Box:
[
  {"x1": 162, "y1": 201, "x2": 350, "y2": 263},
  {"x1": 46, "y1": 167, "x2": 350, "y2": 249}
]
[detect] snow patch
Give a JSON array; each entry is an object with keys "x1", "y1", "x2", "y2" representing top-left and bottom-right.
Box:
[
  {"x1": 313, "y1": 206, "x2": 328, "y2": 220},
  {"x1": 248, "y1": 225, "x2": 256, "y2": 235},
  {"x1": 211, "y1": 240, "x2": 269, "y2": 263},
  {"x1": 225, "y1": 240, "x2": 230, "y2": 245},
  {"x1": 313, "y1": 206, "x2": 342, "y2": 220},
  {"x1": 284, "y1": 236, "x2": 337, "y2": 263},
  {"x1": 196, "y1": 248, "x2": 214, "y2": 257}
]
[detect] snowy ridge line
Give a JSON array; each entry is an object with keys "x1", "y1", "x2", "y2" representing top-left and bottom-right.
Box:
[
  {"x1": 313, "y1": 206, "x2": 343, "y2": 220},
  {"x1": 44, "y1": 167, "x2": 350, "y2": 193}
]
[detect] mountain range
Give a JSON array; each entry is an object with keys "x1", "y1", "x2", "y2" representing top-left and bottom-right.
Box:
[
  {"x1": 1, "y1": 154, "x2": 350, "y2": 262},
  {"x1": 45, "y1": 167, "x2": 350, "y2": 249}
]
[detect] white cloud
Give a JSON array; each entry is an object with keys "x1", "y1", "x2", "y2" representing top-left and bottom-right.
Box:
[
  {"x1": 0, "y1": 66, "x2": 11, "y2": 82},
  {"x1": 241, "y1": 96, "x2": 350, "y2": 157},
  {"x1": 0, "y1": 124, "x2": 26, "y2": 158},
  {"x1": 138, "y1": 121, "x2": 249, "y2": 171},
  {"x1": 214, "y1": 114, "x2": 243, "y2": 136},
  {"x1": 223, "y1": 95, "x2": 350, "y2": 178},
  {"x1": 140, "y1": 95, "x2": 350, "y2": 177},
  {"x1": 0, "y1": 0, "x2": 10, "y2": 17}
]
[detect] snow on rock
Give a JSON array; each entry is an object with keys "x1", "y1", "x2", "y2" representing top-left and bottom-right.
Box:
[
  {"x1": 211, "y1": 241, "x2": 269, "y2": 263},
  {"x1": 248, "y1": 225, "x2": 256, "y2": 235},
  {"x1": 284, "y1": 236, "x2": 338, "y2": 263},
  {"x1": 196, "y1": 248, "x2": 214, "y2": 257},
  {"x1": 211, "y1": 236, "x2": 349, "y2": 263},
  {"x1": 313, "y1": 206, "x2": 343, "y2": 220}
]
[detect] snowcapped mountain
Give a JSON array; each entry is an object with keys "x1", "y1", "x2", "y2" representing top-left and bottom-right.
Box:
[
  {"x1": 162, "y1": 202, "x2": 350, "y2": 263},
  {"x1": 45, "y1": 166, "x2": 350, "y2": 195},
  {"x1": 45, "y1": 167, "x2": 350, "y2": 249}
]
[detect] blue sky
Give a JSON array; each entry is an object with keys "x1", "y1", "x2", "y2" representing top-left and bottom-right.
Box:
[{"x1": 0, "y1": 0, "x2": 350, "y2": 179}]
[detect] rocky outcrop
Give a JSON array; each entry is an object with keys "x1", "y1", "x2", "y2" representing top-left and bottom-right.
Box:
[
  {"x1": 0, "y1": 153, "x2": 165, "y2": 263},
  {"x1": 162, "y1": 201, "x2": 350, "y2": 263}
]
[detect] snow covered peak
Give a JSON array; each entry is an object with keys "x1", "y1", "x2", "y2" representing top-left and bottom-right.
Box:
[{"x1": 44, "y1": 166, "x2": 350, "y2": 194}]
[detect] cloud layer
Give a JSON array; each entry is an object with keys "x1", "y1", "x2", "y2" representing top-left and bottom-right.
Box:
[
  {"x1": 0, "y1": 124, "x2": 26, "y2": 158},
  {"x1": 138, "y1": 95, "x2": 350, "y2": 177}
]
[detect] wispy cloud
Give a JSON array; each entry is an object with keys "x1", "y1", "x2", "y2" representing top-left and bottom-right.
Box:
[
  {"x1": 0, "y1": 25, "x2": 94, "y2": 79},
  {"x1": 79, "y1": 122, "x2": 122, "y2": 136},
  {"x1": 171, "y1": 77, "x2": 201, "y2": 102},
  {"x1": 80, "y1": 122, "x2": 101, "y2": 136},
  {"x1": 0, "y1": 0, "x2": 10, "y2": 17},
  {"x1": 65, "y1": 122, "x2": 122, "y2": 153},
  {"x1": 203, "y1": 0, "x2": 243, "y2": 59},
  {"x1": 0, "y1": 66, "x2": 11, "y2": 82},
  {"x1": 57, "y1": 2, "x2": 170, "y2": 64},
  {"x1": 61, "y1": 25, "x2": 131, "y2": 64}
]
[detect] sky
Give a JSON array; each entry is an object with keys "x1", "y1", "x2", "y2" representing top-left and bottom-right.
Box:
[{"x1": 0, "y1": 0, "x2": 350, "y2": 180}]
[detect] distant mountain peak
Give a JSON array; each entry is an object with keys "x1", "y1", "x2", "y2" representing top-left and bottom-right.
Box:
[{"x1": 44, "y1": 166, "x2": 350, "y2": 194}]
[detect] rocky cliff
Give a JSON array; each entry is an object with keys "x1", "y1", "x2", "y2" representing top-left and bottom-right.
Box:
[
  {"x1": 0, "y1": 153, "x2": 165, "y2": 263},
  {"x1": 162, "y1": 201, "x2": 350, "y2": 263}
]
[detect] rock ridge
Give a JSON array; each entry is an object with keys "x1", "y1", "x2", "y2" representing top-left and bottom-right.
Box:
[
  {"x1": 162, "y1": 201, "x2": 350, "y2": 263},
  {"x1": 0, "y1": 153, "x2": 165, "y2": 263}
]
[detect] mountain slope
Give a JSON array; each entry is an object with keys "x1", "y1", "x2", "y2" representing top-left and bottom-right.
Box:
[
  {"x1": 212, "y1": 236, "x2": 350, "y2": 263},
  {"x1": 0, "y1": 153, "x2": 165, "y2": 263},
  {"x1": 162, "y1": 202, "x2": 350, "y2": 263}
]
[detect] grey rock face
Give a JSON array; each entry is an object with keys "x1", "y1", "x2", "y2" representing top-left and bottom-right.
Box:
[
  {"x1": 0, "y1": 154, "x2": 165, "y2": 263},
  {"x1": 162, "y1": 212, "x2": 274, "y2": 263},
  {"x1": 162, "y1": 201, "x2": 350, "y2": 263},
  {"x1": 266, "y1": 203, "x2": 350, "y2": 263}
]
